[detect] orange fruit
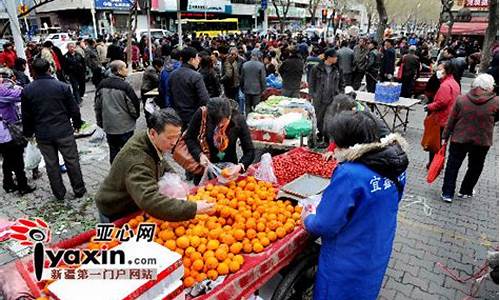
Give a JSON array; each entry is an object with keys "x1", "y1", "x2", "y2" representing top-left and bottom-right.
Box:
[
  {"x1": 203, "y1": 250, "x2": 215, "y2": 260},
  {"x1": 256, "y1": 222, "x2": 266, "y2": 232},
  {"x1": 230, "y1": 242, "x2": 242, "y2": 254},
  {"x1": 159, "y1": 230, "x2": 175, "y2": 241},
  {"x1": 220, "y1": 207, "x2": 232, "y2": 218},
  {"x1": 221, "y1": 233, "x2": 236, "y2": 245},
  {"x1": 229, "y1": 260, "x2": 240, "y2": 273},
  {"x1": 190, "y1": 252, "x2": 203, "y2": 261},
  {"x1": 260, "y1": 237, "x2": 270, "y2": 247},
  {"x1": 192, "y1": 259, "x2": 204, "y2": 271},
  {"x1": 136, "y1": 215, "x2": 145, "y2": 222},
  {"x1": 245, "y1": 182, "x2": 256, "y2": 191},
  {"x1": 176, "y1": 236, "x2": 190, "y2": 249},
  {"x1": 284, "y1": 223, "x2": 294, "y2": 234},
  {"x1": 176, "y1": 248, "x2": 184, "y2": 255},
  {"x1": 192, "y1": 226, "x2": 205, "y2": 237},
  {"x1": 276, "y1": 227, "x2": 286, "y2": 238},
  {"x1": 246, "y1": 229, "x2": 257, "y2": 239},
  {"x1": 217, "y1": 262, "x2": 229, "y2": 275},
  {"x1": 190, "y1": 270, "x2": 199, "y2": 280},
  {"x1": 295, "y1": 206, "x2": 302, "y2": 213},
  {"x1": 185, "y1": 246, "x2": 196, "y2": 257},
  {"x1": 215, "y1": 248, "x2": 228, "y2": 261},
  {"x1": 234, "y1": 254, "x2": 245, "y2": 265},
  {"x1": 242, "y1": 242, "x2": 253, "y2": 253},
  {"x1": 207, "y1": 240, "x2": 220, "y2": 250},
  {"x1": 205, "y1": 256, "x2": 219, "y2": 270},
  {"x1": 183, "y1": 276, "x2": 195, "y2": 288},
  {"x1": 208, "y1": 228, "x2": 223, "y2": 240},
  {"x1": 174, "y1": 226, "x2": 186, "y2": 236},
  {"x1": 128, "y1": 219, "x2": 138, "y2": 228},
  {"x1": 253, "y1": 242, "x2": 264, "y2": 253},
  {"x1": 154, "y1": 238, "x2": 163, "y2": 245},
  {"x1": 165, "y1": 240, "x2": 176, "y2": 251},
  {"x1": 245, "y1": 219, "x2": 257, "y2": 230},
  {"x1": 234, "y1": 229, "x2": 246, "y2": 241},
  {"x1": 207, "y1": 269, "x2": 218, "y2": 280},
  {"x1": 190, "y1": 236, "x2": 201, "y2": 248},
  {"x1": 267, "y1": 231, "x2": 277, "y2": 242},
  {"x1": 197, "y1": 243, "x2": 207, "y2": 253},
  {"x1": 183, "y1": 257, "x2": 192, "y2": 268},
  {"x1": 196, "y1": 272, "x2": 207, "y2": 282},
  {"x1": 237, "y1": 180, "x2": 247, "y2": 188}
]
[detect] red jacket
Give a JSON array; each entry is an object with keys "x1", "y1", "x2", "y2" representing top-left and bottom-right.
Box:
[
  {"x1": 427, "y1": 75, "x2": 460, "y2": 127},
  {"x1": 0, "y1": 50, "x2": 17, "y2": 69}
]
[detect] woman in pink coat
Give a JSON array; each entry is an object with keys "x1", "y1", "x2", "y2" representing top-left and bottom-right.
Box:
[{"x1": 424, "y1": 61, "x2": 460, "y2": 166}]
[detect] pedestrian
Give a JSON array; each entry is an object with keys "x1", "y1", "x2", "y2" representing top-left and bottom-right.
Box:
[
  {"x1": 440, "y1": 74, "x2": 498, "y2": 203},
  {"x1": 40, "y1": 41, "x2": 61, "y2": 79},
  {"x1": 423, "y1": 61, "x2": 460, "y2": 167},
  {"x1": 0, "y1": 43, "x2": 17, "y2": 69},
  {"x1": 141, "y1": 57, "x2": 163, "y2": 102},
  {"x1": 352, "y1": 37, "x2": 369, "y2": 90},
  {"x1": 303, "y1": 110, "x2": 408, "y2": 300},
  {"x1": 399, "y1": 45, "x2": 421, "y2": 98},
  {"x1": 159, "y1": 48, "x2": 181, "y2": 108},
  {"x1": 96, "y1": 38, "x2": 109, "y2": 67},
  {"x1": 21, "y1": 58, "x2": 86, "y2": 200},
  {"x1": 64, "y1": 43, "x2": 87, "y2": 104},
  {"x1": 365, "y1": 40, "x2": 381, "y2": 93},
  {"x1": 0, "y1": 68, "x2": 36, "y2": 194},
  {"x1": 306, "y1": 47, "x2": 322, "y2": 87},
  {"x1": 309, "y1": 48, "x2": 345, "y2": 147},
  {"x1": 75, "y1": 38, "x2": 86, "y2": 58},
  {"x1": 84, "y1": 39, "x2": 103, "y2": 87},
  {"x1": 380, "y1": 39, "x2": 396, "y2": 82},
  {"x1": 336, "y1": 40, "x2": 354, "y2": 86},
  {"x1": 95, "y1": 60, "x2": 141, "y2": 164},
  {"x1": 221, "y1": 47, "x2": 242, "y2": 101},
  {"x1": 106, "y1": 38, "x2": 124, "y2": 62},
  {"x1": 13, "y1": 58, "x2": 30, "y2": 87},
  {"x1": 199, "y1": 52, "x2": 221, "y2": 98},
  {"x1": 95, "y1": 108, "x2": 215, "y2": 222},
  {"x1": 240, "y1": 49, "x2": 266, "y2": 115},
  {"x1": 168, "y1": 46, "x2": 210, "y2": 129},
  {"x1": 439, "y1": 47, "x2": 466, "y2": 86},
  {"x1": 184, "y1": 98, "x2": 255, "y2": 185},
  {"x1": 279, "y1": 47, "x2": 304, "y2": 98}
]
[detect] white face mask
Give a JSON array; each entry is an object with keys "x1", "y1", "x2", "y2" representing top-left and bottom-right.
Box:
[{"x1": 436, "y1": 70, "x2": 444, "y2": 79}]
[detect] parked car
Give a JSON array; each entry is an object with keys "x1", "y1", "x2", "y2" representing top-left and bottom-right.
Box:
[{"x1": 135, "y1": 29, "x2": 173, "y2": 41}]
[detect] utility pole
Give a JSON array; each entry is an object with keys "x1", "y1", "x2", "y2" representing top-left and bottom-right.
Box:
[
  {"x1": 177, "y1": 0, "x2": 183, "y2": 47},
  {"x1": 145, "y1": 0, "x2": 153, "y2": 65},
  {"x1": 262, "y1": 0, "x2": 268, "y2": 34},
  {"x1": 4, "y1": 0, "x2": 26, "y2": 59},
  {"x1": 90, "y1": 0, "x2": 98, "y2": 38}
]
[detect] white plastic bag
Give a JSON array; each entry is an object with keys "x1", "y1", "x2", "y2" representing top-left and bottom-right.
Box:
[
  {"x1": 24, "y1": 141, "x2": 41, "y2": 170},
  {"x1": 158, "y1": 173, "x2": 190, "y2": 199},
  {"x1": 89, "y1": 127, "x2": 106, "y2": 144},
  {"x1": 255, "y1": 153, "x2": 277, "y2": 183}
]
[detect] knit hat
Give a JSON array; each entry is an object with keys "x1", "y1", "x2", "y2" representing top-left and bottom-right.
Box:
[{"x1": 324, "y1": 48, "x2": 337, "y2": 58}]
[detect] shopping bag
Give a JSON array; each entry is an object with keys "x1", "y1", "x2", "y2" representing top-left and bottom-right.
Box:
[
  {"x1": 427, "y1": 143, "x2": 447, "y2": 184},
  {"x1": 421, "y1": 114, "x2": 441, "y2": 153},
  {"x1": 158, "y1": 172, "x2": 190, "y2": 199},
  {"x1": 255, "y1": 153, "x2": 277, "y2": 183},
  {"x1": 24, "y1": 141, "x2": 42, "y2": 170}
]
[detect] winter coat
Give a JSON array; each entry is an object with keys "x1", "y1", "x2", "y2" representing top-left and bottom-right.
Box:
[
  {"x1": 306, "y1": 56, "x2": 322, "y2": 86},
  {"x1": 185, "y1": 107, "x2": 255, "y2": 170},
  {"x1": 107, "y1": 44, "x2": 124, "y2": 62},
  {"x1": 158, "y1": 58, "x2": 181, "y2": 108},
  {"x1": 310, "y1": 62, "x2": 345, "y2": 104},
  {"x1": 443, "y1": 88, "x2": 499, "y2": 147},
  {"x1": 353, "y1": 45, "x2": 369, "y2": 72},
  {"x1": 240, "y1": 60, "x2": 266, "y2": 96},
  {"x1": 21, "y1": 75, "x2": 82, "y2": 141},
  {"x1": 0, "y1": 50, "x2": 17, "y2": 69},
  {"x1": 366, "y1": 49, "x2": 381, "y2": 76},
  {"x1": 199, "y1": 67, "x2": 221, "y2": 98},
  {"x1": 168, "y1": 63, "x2": 210, "y2": 127},
  {"x1": 95, "y1": 74, "x2": 140, "y2": 135},
  {"x1": 381, "y1": 47, "x2": 396, "y2": 77},
  {"x1": 222, "y1": 57, "x2": 242, "y2": 89},
  {"x1": 337, "y1": 46, "x2": 354, "y2": 75},
  {"x1": 141, "y1": 65, "x2": 160, "y2": 95},
  {"x1": 0, "y1": 82, "x2": 22, "y2": 143},
  {"x1": 304, "y1": 133, "x2": 409, "y2": 300},
  {"x1": 64, "y1": 52, "x2": 86, "y2": 79},
  {"x1": 96, "y1": 43, "x2": 108, "y2": 64},
  {"x1": 278, "y1": 55, "x2": 304, "y2": 92},
  {"x1": 427, "y1": 75, "x2": 461, "y2": 127},
  {"x1": 95, "y1": 130, "x2": 197, "y2": 221},
  {"x1": 85, "y1": 46, "x2": 101, "y2": 70},
  {"x1": 401, "y1": 53, "x2": 420, "y2": 79},
  {"x1": 41, "y1": 47, "x2": 57, "y2": 74}
]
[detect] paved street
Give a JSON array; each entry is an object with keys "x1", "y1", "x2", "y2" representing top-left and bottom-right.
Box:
[{"x1": 0, "y1": 77, "x2": 498, "y2": 299}]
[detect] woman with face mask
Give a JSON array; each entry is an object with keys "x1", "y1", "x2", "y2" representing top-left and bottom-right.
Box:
[{"x1": 423, "y1": 61, "x2": 460, "y2": 167}]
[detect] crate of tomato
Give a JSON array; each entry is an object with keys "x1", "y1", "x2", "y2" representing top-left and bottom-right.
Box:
[{"x1": 250, "y1": 147, "x2": 338, "y2": 185}]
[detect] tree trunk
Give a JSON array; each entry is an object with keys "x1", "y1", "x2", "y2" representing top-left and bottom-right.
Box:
[
  {"x1": 479, "y1": 0, "x2": 499, "y2": 72},
  {"x1": 375, "y1": 0, "x2": 388, "y2": 43},
  {"x1": 308, "y1": 0, "x2": 320, "y2": 26},
  {"x1": 367, "y1": 11, "x2": 372, "y2": 33},
  {"x1": 126, "y1": 1, "x2": 138, "y2": 73}
]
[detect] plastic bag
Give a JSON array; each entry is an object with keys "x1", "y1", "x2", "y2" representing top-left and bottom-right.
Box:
[
  {"x1": 158, "y1": 173, "x2": 190, "y2": 199},
  {"x1": 284, "y1": 118, "x2": 313, "y2": 138},
  {"x1": 24, "y1": 141, "x2": 41, "y2": 170},
  {"x1": 89, "y1": 127, "x2": 106, "y2": 144},
  {"x1": 199, "y1": 163, "x2": 239, "y2": 186},
  {"x1": 427, "y1": 144, "x2": 447, "y2": 184},
  {"x1": 255, "y1": 153, "x2": 277, "y2": 183}
]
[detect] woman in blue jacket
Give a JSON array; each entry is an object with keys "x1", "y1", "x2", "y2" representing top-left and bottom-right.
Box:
[{"x1": 303, "y1": 111, "x2": 409, "y2": 300}]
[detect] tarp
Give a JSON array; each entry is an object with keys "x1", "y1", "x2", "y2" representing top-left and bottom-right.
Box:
[{"x1": 440, "y1": 22, "x2": 488, "y2": 36}]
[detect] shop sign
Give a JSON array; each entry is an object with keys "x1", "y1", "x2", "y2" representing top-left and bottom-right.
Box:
[
  {"x1": 94, "y1": 0, "x2": 132, "y2": 10},
  {"x1": 187, "y1": 0, "x2": 232, "y2": 13},
  {"x1": 464, "y1": 0, "x2": 489, "y2": 7}
]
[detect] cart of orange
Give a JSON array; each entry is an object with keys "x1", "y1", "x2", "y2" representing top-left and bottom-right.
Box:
[{"x1": 11, "y1": 175, "x2": 311, "y2": 300}]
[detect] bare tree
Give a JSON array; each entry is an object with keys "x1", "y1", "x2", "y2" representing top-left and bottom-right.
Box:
[
  {"x1": 375, "y1": 0, "x2": 388, "y2": 43},
  {"x1": 308, "y1": 0, "x2": 321, "y2": 26},
  {"x1": 365, "y1": 0, "x2": 376, "y2": 33},
  {"x1": 272, "y1": 0, "x2": 292, "y2": 32},
  {"x1": 437, "y1": 0, "x2": 454, "y2": 44},
  {"x1": 479, "y1": 0, "x2": 499, "y2": 72},
  {"x1": 0, "y1": 0, "x2": 56, "y2": 37}
]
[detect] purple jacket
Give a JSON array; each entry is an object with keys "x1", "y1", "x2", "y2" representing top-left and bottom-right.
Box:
[{"x1": 0, "y1": 82, "x2": 22, "y2": 143}]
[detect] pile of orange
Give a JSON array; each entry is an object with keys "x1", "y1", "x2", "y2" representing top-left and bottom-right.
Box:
[{"x1": 128, "y1": 176, "x2": 303, "y2": 288}]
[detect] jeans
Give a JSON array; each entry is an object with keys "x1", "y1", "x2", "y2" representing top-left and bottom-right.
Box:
[
  {"x1": 442, "y1": 142, "x2": 489, "y2": 197},
  {"x1": 37, "y1": 135, "x2": 86, "y2": 200},
  {"x1": 0, "y1": 141, "x2": 28, "y2": 189},
  {"x1": 313, "y1": 99, "x2": 329, "y2": 143},
  {"x1": 352, "y1": 70, "x2": 365, "y2": 90},
  {"x1": 245, "y1": 94, "x2": 261, "y2": 116},
  {"x1": 106, "y1": 131, "x2": 134, "y2": 164},
  {"x1": 68, "y1": 76, "x2": 82, "y2": 104}
]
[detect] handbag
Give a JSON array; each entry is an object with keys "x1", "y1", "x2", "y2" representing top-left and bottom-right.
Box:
[
  {"x1": 427, "y1": 143, "x2": 447, "y2": 184},
  {"x1": 0, "y1": 116, "x2": 27, "y2": 148},
  {"x1": 421, "y1": 114, "x2": 441, "y2": 153},
  {"x1": 172, "y1": 107, "x2": 209, "y2": 176}
]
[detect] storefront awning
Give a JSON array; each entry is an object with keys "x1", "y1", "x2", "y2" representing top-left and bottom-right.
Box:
[{"x1": 440, "y1": 22, "x2": 488, "y2": 36}]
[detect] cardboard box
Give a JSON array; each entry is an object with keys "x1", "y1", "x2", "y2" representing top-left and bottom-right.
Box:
[{"x1": 250, "y1": 129, "x2": 285, "y2": 144}]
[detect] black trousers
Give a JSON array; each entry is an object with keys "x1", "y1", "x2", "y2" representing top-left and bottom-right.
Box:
[
  {"x1": 401, "y1": 76, "x2": 415, "y2": 98},
  {"x1": 106, "y1": 131, "x2": 134, "y2": 164},
  {"x1": 0, "y1": 141, "x2": 28, "y2": 189},
  {"x1": 313, "y1": 99, "x2": 329, "y2": 143},
  {"x1": 352, "y1": 70, "x2": 365, "y2": 90},
  {"x1": 68, "y1": 76, "x2": 82, "y2": 104},
  {"x1": 442, "y1": 142, "x2": 489, "y2": 197},
  {"x1": 91, "y1": 67, "x2": 103, "y2": 87},
  {"x1": 342, "y1": 73, "x2": 353, "y2": 86},
  {"x1": 245, "y1": 94, "x2": 261, "y2": 116},
  {"x1": 224, "y1": 86, "x2": 239, "y2": 101},
  {"x1": 37, "y1": 135, "x2": 86, "y2": 200},
  {"x1": 77, "y1": 75, "x2": 86, "y2": 97},
  {"x1": 366, "y1": 72, "x2": 378, "y2": 93}
]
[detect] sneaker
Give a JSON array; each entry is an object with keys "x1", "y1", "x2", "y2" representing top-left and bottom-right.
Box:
[
  {"x1": 441, "y1": 194, "x2": 453, "y2": 203},
  {"x1": 19, "y1": 185, "x2": 36, "y2": 195},
  {"x1": 457, "y1": 190, "x2": 475, "y2": 199},
  {"x1": 74, "y1": 189, "x2": 87, "y2": 199}
]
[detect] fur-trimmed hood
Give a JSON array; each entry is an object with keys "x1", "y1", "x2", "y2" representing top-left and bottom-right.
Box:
[{"x1": 334, "y1": 133, "x2": 409, "y2": 181}]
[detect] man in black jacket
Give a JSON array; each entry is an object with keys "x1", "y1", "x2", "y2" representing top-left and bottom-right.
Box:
[
  {"x1": 21, "y1": 58, "x2": 86, "y2": 201},
  {"x1": 366, "y1": 40, "x2": 381, "y2": 93},
  {"x1": 64, "y1": 42, "x2": 86, "y2": 104},
  {"x1": 380, "y1": 39, "x2": 396, "y2": 82},
  {"x1": 95, "y1": 60, "x2": 141, "y2": 164},
  {"x1": 168, "y1": 47, "x2": 210, "y2": 129},
  {"x1": 279, "y1": 47, "x2": 304, "y2": 98}
]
